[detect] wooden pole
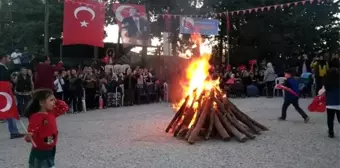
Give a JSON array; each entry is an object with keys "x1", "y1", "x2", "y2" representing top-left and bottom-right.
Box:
[{"x1": 19, "y1": 120, "x2": 37, "y2": 147}]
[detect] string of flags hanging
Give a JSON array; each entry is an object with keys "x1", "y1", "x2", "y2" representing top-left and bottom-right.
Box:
[
  {"x1": 57, "y1": 0, "x2": 332, "y2": 18},
  {"x1": 155, "y1": 0, "x2": 331, "y2": 19}
]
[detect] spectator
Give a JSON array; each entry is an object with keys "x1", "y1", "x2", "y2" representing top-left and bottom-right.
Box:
[
  {"x1": 27, "y1": 69, "x2": 34, "y2": 89},
  {"x1": 124, "y1": 68, "x2": 137, "y2": 105},
  {"x1": 61, "y1": 69, "x2": 70, "y2": 102},
  {"x1": 263, "y1": 62, "x2": 277, "y2": 98},
  {"x1": 15, "y1": 67, "x2": 33, "y2": 116},
  {"x1": 322, "y1": 67, "x2": 340, "y2": 138},
  {"x1": 10, "y1": 49, "x2": 22, "y2": 71},
  {"x1": 311, "y1": 55, "x2": 329, "y2": 91},
  {"x1": 84, "y1": 67, "x2": 97, "y2": 110},
  {"x1": 329, "y1": 54, "x2": 339, "y2": 68},
  {"x1": 68, "y1": 69, "x2": 83, "y2": 112},
  {"x1": 298, "y1": 54, "x2": 311, "y2": 75},
  {"x1": 35, "y1": 56, "x2": 59, "y2": 90},
  {"x1": 54, "y1": 71, "x2": 65, "y2": 100},
  {"x1": 20, "y1": 47, "x2": 31, "y2": 69},
  {"x1": 0, "y1": 53, "x2": 24, "y2": 139}
]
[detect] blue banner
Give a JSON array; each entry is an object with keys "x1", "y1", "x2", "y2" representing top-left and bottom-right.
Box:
[{"x1": 179, "y1": 17, "x2": 219, "y2": 35}]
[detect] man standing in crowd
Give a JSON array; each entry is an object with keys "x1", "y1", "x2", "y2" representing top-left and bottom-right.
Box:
[
  {"x1": 0, "y1": 53, "x2": 24, "y2": 139},
  {"x1": 35, "y1": 56, "x2": 58, "y2": 90},
  {"x1": 298, "y1": 54, "x2": 311, "y2": 75},
  {"x1": 10, "y1": 49, "x2": 22, "y2": 72},
  {"x1": 20, "y1": 47, "x2": 31, "y2": 69}
]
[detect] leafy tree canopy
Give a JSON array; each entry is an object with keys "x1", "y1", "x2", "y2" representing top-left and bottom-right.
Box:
[{"x1": 0, "y1": 0, "x2": 338, "y2": 66}]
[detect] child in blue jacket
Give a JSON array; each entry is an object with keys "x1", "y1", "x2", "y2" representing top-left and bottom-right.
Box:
[{"x1": 278, "y1": 68, "x2": 310, "y2": 123}]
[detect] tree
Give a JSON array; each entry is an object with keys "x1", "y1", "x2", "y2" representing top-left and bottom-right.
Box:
[
  {"x1": 0, "y1": 0, "x2": 63, "y2": 55},
  {"x1": 1, "y1": 0, "x2": 338, "y2": 66},
  {"x1": 206, "y1": 0, "x2": 340, "y2": 65}
]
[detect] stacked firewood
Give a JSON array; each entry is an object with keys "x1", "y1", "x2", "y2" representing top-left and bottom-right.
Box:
[{"x1": 165, "y1": 89, "x2": 269, "y2": 144}]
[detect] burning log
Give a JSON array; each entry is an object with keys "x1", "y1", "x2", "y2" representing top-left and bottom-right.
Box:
[
  {"x1": 165, "y1": 53, "x2": 268, "y2": 144},
  {"x1": 166, "y1": 88, "x2": 268, "y2": 144},
  {"x1": 205, "y1": 107, "x2": 215, "y2": 140},
  {"x1": 165, "y1": 95, "x2": 190, "y2": 133},
  {"x1": 188, "y1": 97, "x2": 212, "y2": 144}
]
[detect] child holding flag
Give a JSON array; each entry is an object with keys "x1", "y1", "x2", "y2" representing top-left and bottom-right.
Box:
[
  {"x1": 276, "y1": 68, "x2": 310, "y2": 123},
  {"x1": 24, "y1": 89, "x2": 69, "y2": 168}
]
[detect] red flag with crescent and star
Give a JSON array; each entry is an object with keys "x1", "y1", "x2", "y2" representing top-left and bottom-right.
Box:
[
  {"x1": 0, "y1": 81, "x2": 20, "y2": 120},
  {"x1": 63, "y1": 0, "x2": 105, "y2": 47}
]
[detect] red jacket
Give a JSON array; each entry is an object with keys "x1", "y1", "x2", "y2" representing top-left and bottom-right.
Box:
[
  {"x1": 35, "y1": 63, "x2": 60, "y2": 90},
  {"x1": 26, "y1": 100, "x2": 69, "y2": 150}
]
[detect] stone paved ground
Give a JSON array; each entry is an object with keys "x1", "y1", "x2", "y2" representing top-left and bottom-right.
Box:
[{"x1": 0, "y1": 98, "x2": 339, "y2": 168}]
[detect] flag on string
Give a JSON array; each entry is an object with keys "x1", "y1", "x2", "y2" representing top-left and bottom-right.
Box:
[{"x1": 63, "y1": 0, "x2": 105, "y2": 47}]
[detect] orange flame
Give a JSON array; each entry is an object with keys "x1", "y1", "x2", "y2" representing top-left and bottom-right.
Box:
[{"x1": 173, "y1": 33, "x2": 220, "y2": 129}]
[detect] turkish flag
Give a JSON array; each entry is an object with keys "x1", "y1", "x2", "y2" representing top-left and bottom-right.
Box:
[
  {"x1": 63, "y1": 0, "x2": 105, "y2": 47},
  {"x1": 308, "y1": 95, "x2": 326, "y2": 113},
  {"x1": 0, "y1": 82, "x2": 20, "y2": 120},
  {"x1": 102, "y1": 56, "x2": 109, "y2": 64}
]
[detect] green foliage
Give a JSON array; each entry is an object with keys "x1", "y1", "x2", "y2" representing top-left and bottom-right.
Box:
[
  {"x1": 0, "y1": 0, "x2": 338, "y2": 65},
  {"x1": 0, "y1": 0, "x2": 63, "y2": 55},
  {"x1": 209, "y1": 0, "x2": 340, "y2": 64}
]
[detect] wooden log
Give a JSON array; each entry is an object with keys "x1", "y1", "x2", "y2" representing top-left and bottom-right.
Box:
[
  {"x1": 221, "y1": 97, "x2": 268, "y2": 131},
  {"x1": 227, "y1": 100, "x2": 269, "y2": 131},
  {"x1": 184, "y1": 92, "x2": 206, "y2": 140},
  {"x1": 219, "y1": 98, "x2": 261, "y2": 134},
  {"x1": 188, "y1": 98, "x2": 212, "y2": 144},
  {"x1": 165, "y1": 95, "x2": 190, "y2": 133},
  {"x1": 178, "y1": 128, "x2": 189, "y2": 137},
  {"x1": 173, "y1": 107, "x2": 195, "y2": 137},
  {"x1": 224, "y1": 104, "x2": 261, "y2": 134},
  {"x1": 215, "y1": 109, "x2": 247, "y2": 142},
  {"x1": 215, "y1": 98, "x2": 256, "y2": 139},
  {"x1": 228, "y1": 106, "x2": 262, "y2": 134},
  {"x1": 173, "y1": 92, "x2": 198, "y2": 136},
  {"x1": 213, "y1": 112, "x2": 231, "y2": 141},
  {"x1": 205, "y1": 107, "x2": 215, "y2": 140}
]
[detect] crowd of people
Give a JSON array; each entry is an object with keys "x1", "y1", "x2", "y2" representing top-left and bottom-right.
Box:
[
  {"x1": 1, "y1": 52, "x2": 339, "y2": 140},
  {"x1": 1, "y1": 51, "x2": 339, "y2": 168},
  {"x1": 210, "y1": 53, "x2": 339, "y2": 138},
  {"x1": 212, "y1": 54, "x2": 340, "y2": 100},
  {"x1": 10, "y1": 56, "x2": 167, "y2": 116}
]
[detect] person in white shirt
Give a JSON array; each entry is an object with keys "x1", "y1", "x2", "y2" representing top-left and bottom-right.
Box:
[
  {"x1": 10, "y1": 49, "x2": 22, "y2": 71},
  {"x1": 54, "y1": 73, "x2": 65, "y2": 100}
]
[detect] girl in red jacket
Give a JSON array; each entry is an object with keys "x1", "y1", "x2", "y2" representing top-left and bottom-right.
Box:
[{"x1": 24, "y1": 89, "x2": 69, "y2": 168}]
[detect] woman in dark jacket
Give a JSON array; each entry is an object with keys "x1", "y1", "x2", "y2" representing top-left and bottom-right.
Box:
[
  {"x1": 68, "y1": 69, "x2": 83, "y2": 113},
  {"x1": 323, "y1": 67, "x2": 340, "y2": 138},
  {"x1": 15, "y1": 67, "x2": 33, "y2": 116},
  {"x1": 124, "y1": 68, "x2": 137, "y2": 105}
]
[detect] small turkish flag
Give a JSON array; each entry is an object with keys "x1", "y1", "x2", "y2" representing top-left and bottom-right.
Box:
[
  {"x1": 0, "y1": 82, "x2": 20, "y2": 120},
  {"x1": 102, "y1": 56, "x2": 109, "y2": 64},
  {"x1": 63, "y1": 0, "x2": 105, "y2": 47},
  {"x1": 183, "y1": 20, "x2": 194, "y2": 30}
]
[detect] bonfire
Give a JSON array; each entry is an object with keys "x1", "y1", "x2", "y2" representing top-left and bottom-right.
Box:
[{"x1": 165, "y1": 34, "x2": 268, "y2": 144}]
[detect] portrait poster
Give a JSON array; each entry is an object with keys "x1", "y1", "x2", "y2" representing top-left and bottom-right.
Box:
[{"x1": 113, "y1": 3, "x2": 150, "y2": 46}]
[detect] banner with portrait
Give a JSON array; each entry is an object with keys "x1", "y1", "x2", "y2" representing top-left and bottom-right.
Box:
[{"x1": 113, "y1": 3, "x2": 150, "y2": 46}]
